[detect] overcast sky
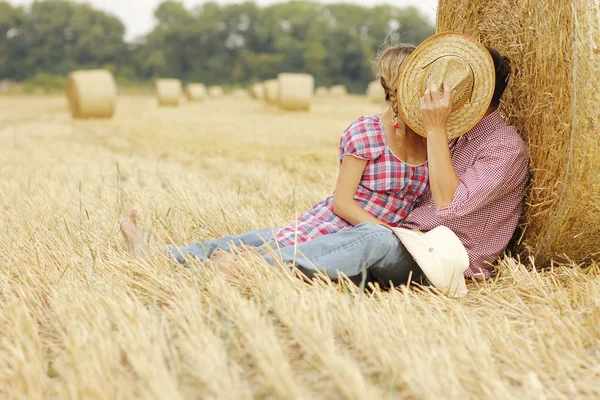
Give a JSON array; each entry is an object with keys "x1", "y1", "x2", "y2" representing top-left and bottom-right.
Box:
[{"x1": 8, "y1": 0, "x2": 438, "y2": 40}]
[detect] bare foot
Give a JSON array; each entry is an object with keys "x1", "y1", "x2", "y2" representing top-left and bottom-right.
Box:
[
  {"x1": 209, "y1": 251, "x2": 240, "y2": 277},
  {"x1": 120, "y1": 209, "x2": 149, "y2": 258}
]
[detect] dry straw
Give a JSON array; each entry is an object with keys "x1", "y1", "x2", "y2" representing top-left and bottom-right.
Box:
[
  {"x1": 329, "y1": 85, "x2": 348, "y2": 97},
  {"x1": 186, "y1": 83, "x2": 207, "y2": 102},
  {"x1": 156, "y1": 79, "x2": 182, "y2": 106},
  {"x1": 366, "y1": 80, "x2": 385, "y2": 104},
  {"x1": 277, "y1": 73, "x2": 315, "y2": 111},
  {"x1": 208, "y1": 86, "x2": 224, "y2": 98},
  {"x1": 438, "y1": 0, "x2": 600, "y2": 264},
  {"x1": 264, "y1": 79, "x2": 279, "y2": 104},
  {"x1": 66, "y1": 70, "x2": 117, "y2": 119},
  {"x1": 249, "y1": 83, "x2": 265, "y2": 99}
]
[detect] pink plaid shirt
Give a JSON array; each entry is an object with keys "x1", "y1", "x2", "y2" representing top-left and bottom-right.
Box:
[
  {"x1": 275, "y1": 114, "x2": 428, "y2": 247},
  {"x1": 401, "y1": 111, "x2": 529, "y2": 279}
]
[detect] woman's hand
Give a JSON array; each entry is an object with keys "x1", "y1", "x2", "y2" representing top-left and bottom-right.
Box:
[{"x1": 419, "y1": 83, "x2": 457, "y2": 138}]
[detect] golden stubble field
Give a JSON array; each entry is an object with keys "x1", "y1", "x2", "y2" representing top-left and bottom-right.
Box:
[{"x1": 1, "y1": 95, "x2": 599, "y2": 399}]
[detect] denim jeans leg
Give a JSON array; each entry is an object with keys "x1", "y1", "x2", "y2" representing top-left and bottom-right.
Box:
[
  {"x1": 168, "y1": 227, "x2": 277, "y2": 263},
  {"x1": 269, "y1": 222, "x2": 424, "y2": 287}
]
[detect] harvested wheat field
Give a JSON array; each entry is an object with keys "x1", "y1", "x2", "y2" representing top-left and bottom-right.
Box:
[{"x1": 1, "y1": 95, "x2": 600, "y2": 399}]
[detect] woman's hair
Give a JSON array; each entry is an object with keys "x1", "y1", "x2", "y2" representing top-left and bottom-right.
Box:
[{"x1": 374, "y1": 43, "x2": 416, "y2": 137}]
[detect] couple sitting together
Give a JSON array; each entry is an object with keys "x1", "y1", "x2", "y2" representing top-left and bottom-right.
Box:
[{"x1": 120, "y1": 32, "x2": 529, "y2": 296}]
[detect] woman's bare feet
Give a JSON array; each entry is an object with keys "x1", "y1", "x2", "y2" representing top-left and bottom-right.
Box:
[{"x1": 120, "y1": 209, "x2": 149, "y2": 258}]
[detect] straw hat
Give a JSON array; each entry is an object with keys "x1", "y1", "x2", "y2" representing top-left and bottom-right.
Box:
[
  {"x1": 391, "y1": 226, "x2": 469, "y2": 297},
  {"x1": 398, "y1": 32, "x2": 495, "y2": 139}
]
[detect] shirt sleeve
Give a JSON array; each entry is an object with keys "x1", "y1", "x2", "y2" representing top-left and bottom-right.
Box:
[
  {"x1": 340, "y1": 117, "x2": 385, "y2": 161},
  {"x1": 436, "y1": 140, "x2": 529, "y2": 220}
]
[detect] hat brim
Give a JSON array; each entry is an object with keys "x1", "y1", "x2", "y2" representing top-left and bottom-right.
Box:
[
  {"x1": 398, "y1": 32, "x2": 496, "y2": 139},
  {"x1": 391, "y1": 227, "x2": 469, "y2": 297}
]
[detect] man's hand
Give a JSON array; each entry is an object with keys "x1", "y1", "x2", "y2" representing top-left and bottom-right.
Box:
[
  {"x1": 419, "y1": 83, "x2": 457, "y2": 138},
  {"x1": 420, "y1": 83, "x2": 461, "y2": 210}
]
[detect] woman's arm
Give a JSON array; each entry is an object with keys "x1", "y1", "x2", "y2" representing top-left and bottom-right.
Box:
[{"x1": 333, "y1": 155, "x2": 390, "y2": 227}]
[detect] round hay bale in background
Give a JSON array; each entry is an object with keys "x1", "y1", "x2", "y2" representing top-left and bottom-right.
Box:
[
  {"x1": 66, "y1": 69, "x2": 117, "y2": 119},
  {"x1": 186, "y1": 83, "x2": 206, "y2": 101},
  {"x1": 366, "y1": 80, "x2": 386, "y2": 104},
  {"x1": 277, "y1": 73, "x2": 315, "y2": 111},
  {"x1": 156, "y1": 79, "x2": 182, "y2": 106},
  {"x1": 438, "y1": 0, "x2": 600, "y2": 264},
  {"x1": 329, "y1": 85, "x2": 348, "y2": 97},
  {"x1": 233, "y1": 89, "x2": 248, "y2": 98},
  {"x1": 263, "y1": 79, "x2": 279, "y2": 104},
  {"x1": 315, "y1": 86, "x2": 329, "y2": 97},
  {"x1": 208, "y1": 86, "x2": 224, "y2": 98},
  {"x1": 249, "y1": 83, "x2": 265, "y2": 99}
]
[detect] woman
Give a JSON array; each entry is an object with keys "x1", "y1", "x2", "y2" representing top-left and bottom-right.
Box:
[{"x1": 121, "y1": 43, "x2": 429, "y2": 268}]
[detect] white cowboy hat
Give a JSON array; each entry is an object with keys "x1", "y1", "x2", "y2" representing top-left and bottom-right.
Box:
[{"x1": 391, "y1": 226, "x2": 469, "y2": 297}]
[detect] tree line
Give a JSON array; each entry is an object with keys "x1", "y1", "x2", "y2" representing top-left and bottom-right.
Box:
[{"x1": 0, "y1": 0, "x2": 435, "y2": 92}]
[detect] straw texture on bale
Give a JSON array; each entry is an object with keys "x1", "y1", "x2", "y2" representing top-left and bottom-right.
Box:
[
  {"x1": 208, "y1": 86, "x2": 224, "y2": 98},
  {"x1": 263, "y1": 79, "x2": 279, "y2": 104},
  {"x1": 438, "y1": 0, "x2": 600, "y2": 264},
  {"x1": 329, "y1": 85, "x2": 348, "y2": 97},
  {"x1": 366, "y1": 80, "x2": 385, "y2": 104},
  {"x1": 185, "y1": 83, "x2": 206, "y2": 101},
  {"x1": 156, "y1": 79, "x2": 182, "y2": 106},
  {"x1": 249, "y1": 83, "x2": 264, "y2": 99},
  {"x1": 315, "y1": 86, "x2": 328, "y2": 97},
  {"x1": 277, "y1": 73, "x2": 315, "y2": 111},
  {"x1": 66, "y1": 70, "x2": 117, "y2": 119}
]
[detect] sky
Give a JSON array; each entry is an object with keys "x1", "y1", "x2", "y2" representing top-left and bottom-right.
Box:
[{"x1": 8, "y1": 0, "x2": 439, "y2": 40}]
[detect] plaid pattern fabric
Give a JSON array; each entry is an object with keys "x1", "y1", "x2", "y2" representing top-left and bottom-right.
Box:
[
  {"x1": 275, "y1": 115, "x2": 428, "y2": 247},
  {"x1": 401, "y1": 111, "x2": 529, "y2": 280}
]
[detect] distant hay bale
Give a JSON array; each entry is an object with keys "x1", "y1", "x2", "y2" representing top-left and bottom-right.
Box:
[
  {"x1": 66, "y1": 69, "x2": 117, "y2": 119},
  {"x1": 208, "y1": 86, "x2": 224, "y2": 98},
  {"x1": 263, "y1": 79, "x2": 279, "y2": 104},
  {"x1": 366, "y1": 81, "x2": 386, "y2": 104},
  {"x1": 329, "y1": 85, "x2": 348, "y2": 97},
  {"x1": 277, "y1": 73, "x2": 315, "y2": 111},
  {"x1": 249, "y1": 83, "x2": 265, "y2": 99},
  {"x1": 315, "y1": 86, "x2": 329, "y2": 97},
  {"x1": 233, "y1": 89, "x2": 248, "y2": 98},
  {"x1": 438, "y1": 0, "x2": 600, "y2": 264},
  {"x1": 156, "y1": 79, "x2": 182, "y2": 106},
  {"x1": 185, "y1": 83, "x2": 206, "y2": 101}
]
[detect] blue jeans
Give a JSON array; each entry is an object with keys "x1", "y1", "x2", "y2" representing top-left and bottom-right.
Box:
[{"x1": 168, "y1": 223, "x2": 424, "y2": 287}]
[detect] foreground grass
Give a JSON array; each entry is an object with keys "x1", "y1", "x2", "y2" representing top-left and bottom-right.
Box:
[{"x1": 0, "y1": 96, "x2": 599, "y2": 399}]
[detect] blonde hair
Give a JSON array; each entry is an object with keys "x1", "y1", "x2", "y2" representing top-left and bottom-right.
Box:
[{"x1": 375, "y1": 43, "x2": 416, "y2": 137}]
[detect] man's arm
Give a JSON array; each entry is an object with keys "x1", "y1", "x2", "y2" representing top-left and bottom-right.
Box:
[
  {"x1": 435, "y1": 143, "x2": 528, "y2": 219},
  {"x1": 420, "y1": 83, "x2": 460, "y2": 210}
]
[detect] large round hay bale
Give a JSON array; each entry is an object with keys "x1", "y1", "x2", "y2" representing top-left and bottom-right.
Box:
[
  {"x1": 315, "y1": 86, "x2": 329, "y2": 97},
  {"x1": 366, "y1": 80, "x2": 386, "y2": 104},
  {"x1": 208, "y1": 86, "x2": 224, "y2": 98},
  {"x1": 156, "y1": 79, "x2": 182, "y2": 106},
  {"x1": 329, "y1": 85, "x2": 348, "y2": 97},
  {"x1": 186, "y1": 83, "x2": 206, "y2": 101},
  {"x1": 249, "y1": 83, "x2": 265, "y2": 99},
  {"x1": 66, "y1": 69, "x2": 117, "y2": 119},
  {"x1": 263, "y1": 79, "x2": 279, "y2": 104},
  {"x1": 438, "y1": 0, "x2": 600, "y2": 264},
  {"x1": 277, "y1": 73, "x2": 315, "y2": 111}
]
